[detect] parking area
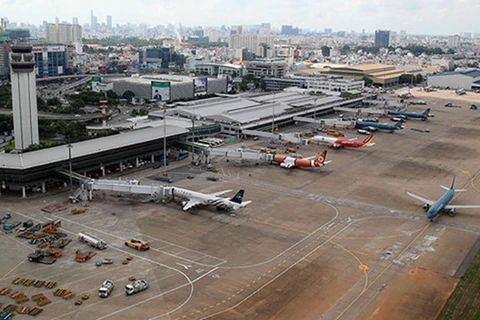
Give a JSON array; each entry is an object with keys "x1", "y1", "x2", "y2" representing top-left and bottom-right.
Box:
[{"x1": 1, "y1": 90, "x2": 480, "y2": 319}]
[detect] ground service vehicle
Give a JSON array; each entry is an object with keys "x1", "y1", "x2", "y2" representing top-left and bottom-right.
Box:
[
  {"x1": 75, "y1": 250, "x2": 97, "y2": 263},
  {"x1": 78, "y1": 231, "x2": 107, "y2": 250},
  {"x1": 124, "y1": 238, "x2": 150, "y2": 251},
  {"x1": 98, "y1": 280, "x2": 114, "y2": 298},
  {"x1": 28, "y1": 250, "x2": 57, "y2": 264},
  {"x1": 326, "y1": 130, "x2": 345, "y2": 137},
  {"x1": 125, "y1": 279, "x2": 148, "y2": 295}
]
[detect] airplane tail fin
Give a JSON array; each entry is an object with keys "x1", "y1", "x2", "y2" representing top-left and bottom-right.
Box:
[
  {"x1": 362, "y1": 134, "x2": 374, "y2": 145},
  {"x1": 395, "y1": 120, "x2": 404, "y2": 127},
  {"x1": 423, "y1": 108, "x2": 431, "y2": 115},
  {"x1": 314, "y1": 150, "x2": 328, "y2": 166},
  {"x1": 230, "y1": 189, "x2": 245, "y2": 204}
]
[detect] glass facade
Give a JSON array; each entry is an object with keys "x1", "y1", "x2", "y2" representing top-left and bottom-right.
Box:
[{"x1": 33, "y1": 47, "x2": 67, "y2": 78}]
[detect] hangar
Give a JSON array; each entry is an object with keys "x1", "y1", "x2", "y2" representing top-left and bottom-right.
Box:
[{"x1": 427, "y1": 69, "x2": 480, "y2": 90}]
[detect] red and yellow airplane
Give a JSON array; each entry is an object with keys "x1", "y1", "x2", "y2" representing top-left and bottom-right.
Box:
[
  {"x1": 271, "y1": 150, "x2": 331, "y2": 169},
  {"x1": 311, "y1": 134, "x2": 375, "y2": 149}
]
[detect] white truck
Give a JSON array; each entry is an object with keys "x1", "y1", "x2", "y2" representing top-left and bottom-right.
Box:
[
  {"x1": 78, "y1": 231, "x2": 107, "y2": 250},
  {"x1": 125, "y1": 279, "x2": 148, "y2": 296},
  {"x1": 98, "y1": 280, "x2": 114, "y2": 298}
]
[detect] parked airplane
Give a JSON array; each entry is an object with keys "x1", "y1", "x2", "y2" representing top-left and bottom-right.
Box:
[
  {"x1": 387, "y1": 108, "x2": 433, "y2": 121},
  {"x1": 356, "y1": 119, "x2": 404, "y2": 133},
  {"x1": 407, "y1": 177, "x2": 480, "y2": 221},
  {"x1": 171, "y1": 187, "x2": 252, "y2": 211},
  {"x1": 272, "y1": 150, "x2": 331, "y2": 169},
  {"x1": 311, "y1": 134, "x2": 375, "y2": 149}
]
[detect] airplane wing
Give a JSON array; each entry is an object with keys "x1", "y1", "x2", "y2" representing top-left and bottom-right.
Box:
[
  {"x1": 406, "y1": 192, "x2": 434, "y2": 205},
  {"x1": 324, "y1": 160, "x2": 332, "y2": 165},
  {"x1": 182, "y1": 199, "x2": 202, "y2": 211},
  {"x1": 209, "y1": 190, "x2": 232, "y2": 197},
  {"x1": 445, "y1": 205, "x2": 480, "y2": 209}
]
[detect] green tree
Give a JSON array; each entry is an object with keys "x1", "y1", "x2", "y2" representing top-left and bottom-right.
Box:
[
  {"x1": 415, "y1": 74, "x2": 424, "y2": 84},
  {"x1": 399, "y1": 74, "x2": 414, "y2": 84},
  {"x1": 122, "y1": 90, "x2": 135, "y2": 100},
  {"x1": 47, "y1": 97, "x2": 62, "y2": 107},
  {"x1": 340, "y1": 44, "x2": 350, "y2": 55},
  {"x1": 321, "y1": 45, "x2": 331, "y2": 57},
  {"x1": 362, "y1": 76, "x2": 374, "y2": 86}
]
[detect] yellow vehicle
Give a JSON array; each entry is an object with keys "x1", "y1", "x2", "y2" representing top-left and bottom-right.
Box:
[
  {"x1": 326, "y1": 130, "x2": 345, "y2": 137},
  {"x1": 74, "y1": 250, "x2": 96, "y2": 263},
  {"x1": 124, "y1": 238, "x2": 150, "y2": 251}
]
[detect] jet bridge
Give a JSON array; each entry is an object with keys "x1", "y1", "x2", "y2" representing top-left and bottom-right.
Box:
[
  {"x1": 85, "y1": 179, "x2": 173, "y2": 201},
  {"x1": 208, "y1": 148, "x2": 274, "y2": 162},
  {"x1": 293, "y1": 116, "x2": 355, "y2": 128}
]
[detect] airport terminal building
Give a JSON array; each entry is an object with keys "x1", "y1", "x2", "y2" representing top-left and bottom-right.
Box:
[{"x1": 0, "y1": 90, "x2": 364, "y2": 197}]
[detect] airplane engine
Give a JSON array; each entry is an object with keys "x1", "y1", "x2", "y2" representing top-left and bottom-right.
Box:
[
  {"x1": 423, "y1": 204, "x2": 430, "y2": 211},
  {"x1": 327, "y1": 144, "x2": 333, "y2": 148},
  {"x1": 448, "y1": 208, "x2": 456, "y2": 217}
]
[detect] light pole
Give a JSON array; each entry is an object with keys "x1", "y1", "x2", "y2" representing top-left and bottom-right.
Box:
[
  {"x1": 191, "y1": 107, "x2": 195, "y2": 163},
  {"x1": 163, "y1": 104, "x2": 167, "y2": 175},
  {"x1": 271, "y1": 91, "x2": 275, "y2": 134},
  {"x1": 67, "y1": 144, "x2": 73, "y2": 190}
]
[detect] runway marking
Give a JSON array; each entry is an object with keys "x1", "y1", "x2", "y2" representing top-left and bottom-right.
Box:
[
  {"x1": 334, "y1": 222, "x2": 431, "y2": 320},
  {"x1": 248, "y1": 218, "x2": 310, "y2": 235},
  {"x1": 335, "y1": 226, "x2": 426, "y2": 240},
  {"x1": 199, "y1": 222, "x2": 353, "y2": 320},
  {"x1": 0, "y1": 257, "x2": 28, "y2": 281}
]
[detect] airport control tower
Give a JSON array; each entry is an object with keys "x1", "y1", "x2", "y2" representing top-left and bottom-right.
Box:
[{"x1": 9, "y1": 44, "x2": 39, "y2": 150}]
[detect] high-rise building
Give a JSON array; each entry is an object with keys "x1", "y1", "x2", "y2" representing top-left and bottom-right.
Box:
[
  {"x1": 141, "y1": 47, "x2": 172, "y2": 69},
  {"x1": 32, "y1": 45, "x2": 69, "y2": 77},
  {"x1": 375, "y1": 30, "x2": 391, "y2": 48},
  {"x1": 46, "y1": 23, "x2": 82, "y2": 44},
  {"x1": 448, "y1": 35, "x2": 461, "y2": 47},
  {"x1": 229, "y1": 34, "x2": 275, "y2": 57},
  {"x1": 107, "y1": 15, "x2": 112, "y2": 30},
  {"x1": 90, "y1": 10, "x2": 97, "y2": 31},
  {"x1": 230, "y1": 25, "x2": 242, "y2": 35},
  {"x1": 281, "y1": 25, "x2": 299, "y2": 36},
  {"x1": 9, "y1": 45, "x2": 39, "y2": 150},
  {"x1": 72, "y1": 17, "x2": 78, "y2": 25},
  {"x1": 0, "y1": 42, "x2": 10, "y2": 76},
  {"x1": 259, "y1": 23, "x2": 271, "y2": 35}
]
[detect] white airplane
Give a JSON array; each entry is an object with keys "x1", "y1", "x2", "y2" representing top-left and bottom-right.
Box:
[{"x1": 171, "y1": 187, "x2": 252, "y2": 211}]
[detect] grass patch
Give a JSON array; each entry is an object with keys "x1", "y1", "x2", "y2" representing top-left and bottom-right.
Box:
[{"x1": 437, "y1": 248, "x2": 480, "y2": 320}]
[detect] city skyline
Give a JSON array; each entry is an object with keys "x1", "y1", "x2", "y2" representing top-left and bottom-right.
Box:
[{"x1": 2, "y1": 0, "x2": 480, "y2": 35}]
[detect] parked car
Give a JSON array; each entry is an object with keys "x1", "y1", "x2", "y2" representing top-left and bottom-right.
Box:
[{"x1": 357, "y1": 129, "x2": 371, "y2": 135}]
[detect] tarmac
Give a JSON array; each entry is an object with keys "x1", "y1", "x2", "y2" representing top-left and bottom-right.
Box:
[{"x1": 1, "y1": 89, "x2": 480, "y2": 319}]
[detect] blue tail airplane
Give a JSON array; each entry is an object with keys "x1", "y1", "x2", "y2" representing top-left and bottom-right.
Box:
[
  {"x1": 407, "y1": 177, "x2": 480, "y2": 221},
  {"x1": 387, "y1": 108, "x2": 433, "y2": 121},
  {"x1": 356, "y1": 119, "x2": 404, "y2": 133}
]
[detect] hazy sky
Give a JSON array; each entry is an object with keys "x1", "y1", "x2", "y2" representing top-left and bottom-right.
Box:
[{"x1": 3, "y1": 0, "x2": 480, "y2": 35}]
